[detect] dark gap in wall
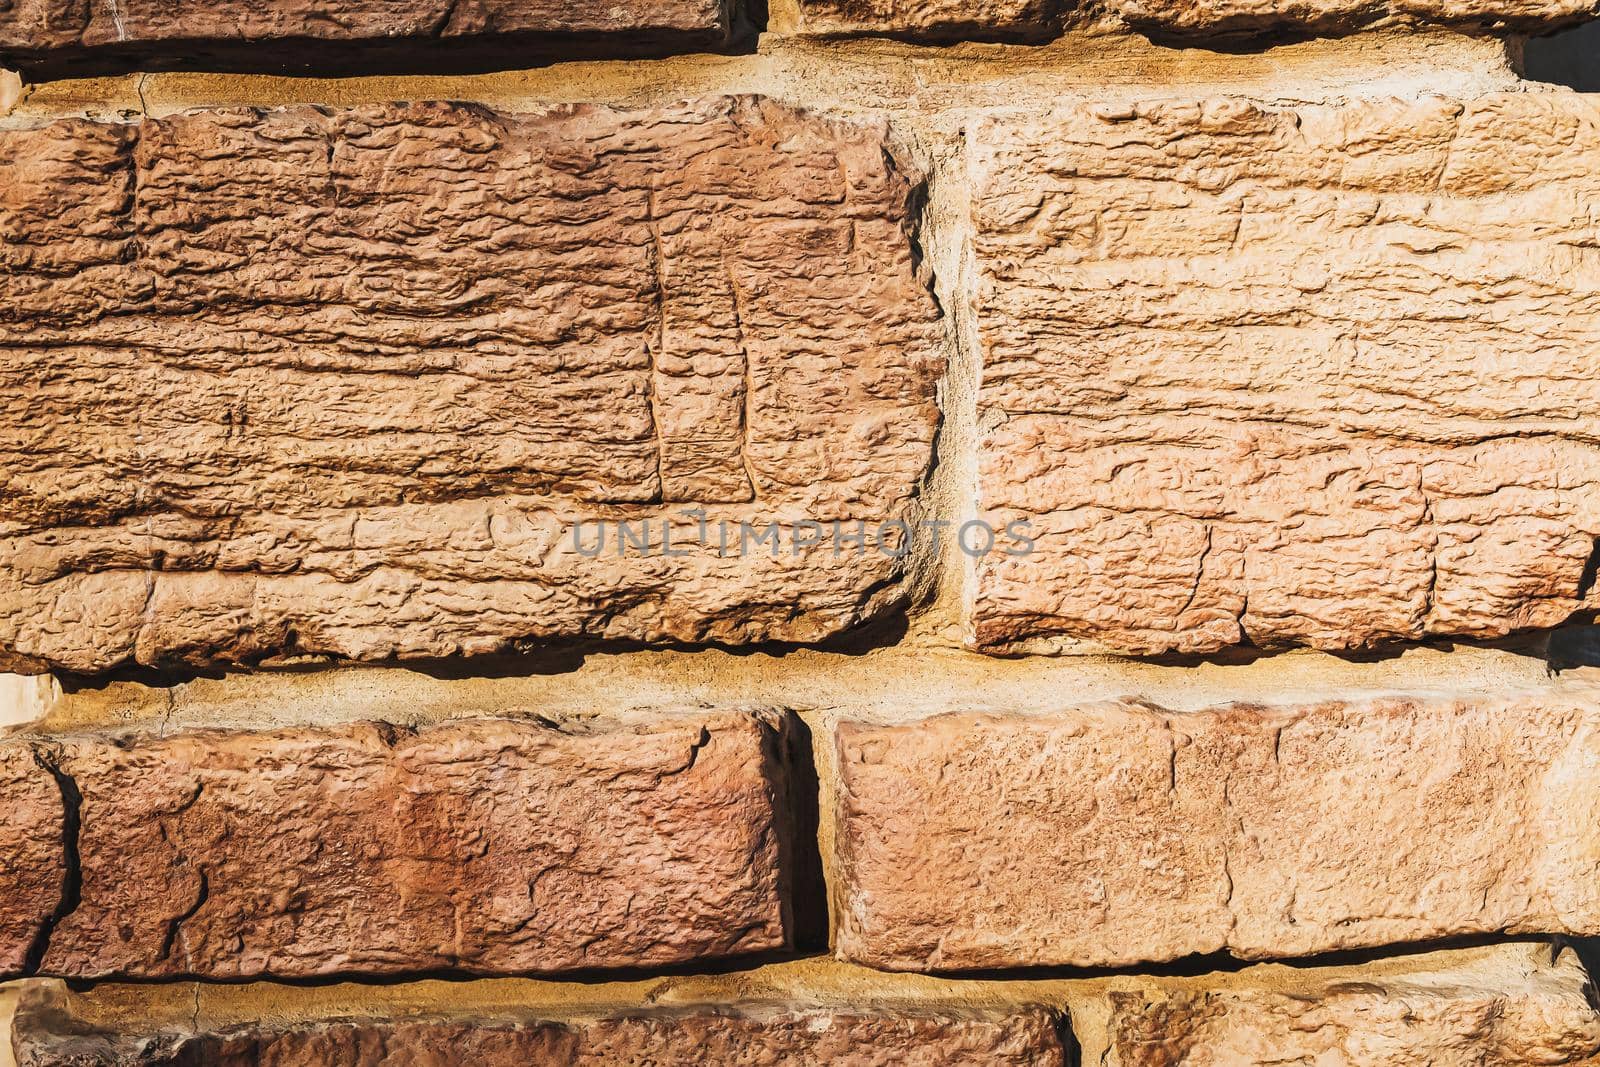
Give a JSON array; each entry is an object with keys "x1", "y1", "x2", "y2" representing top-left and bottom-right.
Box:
[
  {"x1": 49, "y1": 611, "x2": 917, "y2": 695},
  {"x1": 1548, "y1": 625, "x2": 1600, "y2": 672},
  {"x1": 0, "y1": 28, "x2": 758, "y2": 80},
  {"x1": 774, "y1": 713, "x2": 830, "y2": 954},
  {"x1": 21, "y1": 746, "x2": 83, "y2": 978},
  {"x1": 929, "y1": 934, "x2": 1557, "y2": 982},
  {"x1": 62, "y1": 949, "x2": 828, "y2": 992},
  {"x1": 1523, "y1": 21, "x2": 1600, "y2": 90},
  {"x1": 1565, "y1": 938, "x2": 1600, "y2": 999}
]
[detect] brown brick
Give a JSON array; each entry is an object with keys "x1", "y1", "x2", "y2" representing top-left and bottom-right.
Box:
[
  {"x1": 1105, "y1": 0, "x2": 1596, "y2": 36},
  {"x1": 795, "y1": 0, "x2": 1592, "y2": 38},
  {"x1": 0, "y1": 0, "x2": 733, "y2": 77},
  {"x1": 834, "y1": 690, "x2": 1600, "y2": 971},
  {"x1": 970, "y1": 95, "x2": 1600, "y2": 656},
  {"x1": 796, "y1": 0, "x2": 1058, "y2": 41},
  {"x1": 0, "y1": 746, "x2": 64, "y2": 976},
  {"x1": 0, "y1": 98, "x2": 942, "y2": 674},
  {"x1": 13, "y1": 712, "x2": 793, "y2": 980},
  {"x1": 10, "y1": 983, "x2": 1069, "y2": 1066},
  {"x1": 1106, "y1": 949, "x2": 1600, "y2": 1066}
]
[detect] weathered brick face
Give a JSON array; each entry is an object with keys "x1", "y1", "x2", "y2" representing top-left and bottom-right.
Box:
[
  {"x1": 0, "y1": 98, "x2": 943, "y2": 674},
  {"x1": 5, "y1": 2, "x2": 1600, "y2": 1062},
  {"x1": 9, "y1": 982, "x2": 1071, "y2": 1066},
  {"x1": 0, "y1": 746, "x2": 64, "y2": 976},
  {"x1": 797, "y1": 0, "x2": 1597, "y2": 38},
  {"x1": 0, "y1": 0, "x2": 735, "y2": 76},
  {"x1": 834, "y1": 691, "x2": 1600, "y2": 971},
  {"x1": 1105, "y1": 956, "x2": 1600, "y2": 1066},
  {"x1": 971, "y1": 96, "x2": 1600, "y2": 656},
  {"x1": 0, "y1": 712, "x2": 796, "y2": 980}
]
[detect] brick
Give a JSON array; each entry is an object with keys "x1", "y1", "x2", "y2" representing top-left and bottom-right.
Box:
[
  {"x1": 0, "y1": 98, "x2": 943, "y2": 674},
  {"x1": 7, "y1": 712, "x2": 793, "y2": 980},
  {"x1": 796, "y1": 0, "x2": 1057, "y2": 41},
  {"x1": 10, "y1": 983, "x2": 1069, "y2": 1066},
  {"x1": 971, "y1": 95, "x2": 1600, "y2": 656},
  {"x1": 0, "y1": 0, "x2": 732, "y2": 77},
  {"x1": 795, "y1": 0, "x2": 1592, "y2": 38},
  {"x1": 833, "y1": 690, "x2": 1600, "y2": 970},
  {"x1": 1105, "y1": 0, "x2": 1596, "y2": 36},
  {"x1": 0, "y1": 746, "x2": 64, "y2": 976},
  {"x1": 1106, "y1": 949, "x2": 1600, "y2": 1066}
]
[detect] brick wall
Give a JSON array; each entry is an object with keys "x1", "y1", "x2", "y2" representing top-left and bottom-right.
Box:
[{"x1": 1, "y1": 1, "x2": 1599, "y2": 1062}]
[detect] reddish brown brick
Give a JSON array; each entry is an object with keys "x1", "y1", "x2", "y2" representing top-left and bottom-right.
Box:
[
  {"x1": 13, "y1": 712, "x2": 795, "y2": 980},
  {"x1": 0, "y1": 0, "x2": 735, "y2": 77},
  {"x1": 10, "y1": 983, "x2": 1070, "y2": 1066},
  {"x1": 0, "y1": 746, "x2": 64, "y2": 976}
]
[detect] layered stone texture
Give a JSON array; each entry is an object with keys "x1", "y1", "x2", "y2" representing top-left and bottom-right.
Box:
[
  {"x1": 0, "y1": 711, "x2": 794, "y2": 980},
  {"x1": 1107, "y1": 951, "x2": 1600, "y2": 1066},
  {"x1": 795, "y1": 0, "x2": 1061, "y2": 41},
  {"x1": 834, "y1": 690, "x2": 1600, "y2": 971},
  {"x1": 0, "y1": 0, "x2": 734, "y2": 77},
  {"x1": 0, "y1": 98, "x2": 943, "y2": 674},
  {"x1": 971, "y1": 95, "x2": 1600, "y2": 656},
  {"x1": 796, "y1": 0, "x2": 1596, "y2": 39},
  {"x1": 9, "y1": 984, "x2": 1070, "y2": 1066}
]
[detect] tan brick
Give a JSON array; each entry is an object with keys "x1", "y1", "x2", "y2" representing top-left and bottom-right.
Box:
[
  {"x1": 0, "y1": 0, "x2": 732, "y2": 77},
  {"x1": 1106, "y1": 949, "x2": 1600, "y2": 1066},
  {"x1": 10, "y1": 982, "x2": 1069, "y2": 1066},
  {"x1": 0, "y1": 98, "x2": 942, "y2": 674},
  {"x1": 13, "y1": 712, "x2": 794, "y2": 980},
  {"x1": 970, "y1": 95, "x2": 1600, "y2": 656},
  {"x1": 834, "y1": 690, "x2": 1600, "y2": 970}
]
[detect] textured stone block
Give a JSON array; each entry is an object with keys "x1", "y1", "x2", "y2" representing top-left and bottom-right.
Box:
[
  {"x1": 0, "y1": 746, "x2": 64, "y2": 976},
  {"x1": 796, "y1": 0, "x2": 1057, "y2": 41},
  {"x1": 796, "y1": 0, "x2": 1593, "y2": 39},
  {"x1": 971, "y1": 95, "x2": 1600, "y2": 656},
  {"x1": 10, "y1": 983, "x2": 1069, "y2": 1066},
  {"x1": 834, "y1": 690, "x2": 1600, "y2": 970},
  {"x1": 1107, "y1": 0, "x2": 1597, "y2": 35},
  {"x1": 0, "y1": 98, "x2": 942, "y2": 673},
  {"x1": 0, "y1": 0, "x2": 733, "y2": 77},
  {"x1": 8, "y1": 712, "x2": 793, "y2": 980},
  {"x1": 1107, "y1": 951, "x2": 1600, "y2": 1066}
]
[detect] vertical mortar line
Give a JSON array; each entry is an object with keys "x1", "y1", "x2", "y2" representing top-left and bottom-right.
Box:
[
  {"x1": 883, "y1": 115, "x2": 979, "y2": 633},
  {"x1": 911, "y1": 114, "x2": 984, "y2": 635}
]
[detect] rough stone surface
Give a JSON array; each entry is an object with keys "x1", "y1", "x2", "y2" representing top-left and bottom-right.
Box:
[
  {"x1": 9, "y1": 711, "x2": 793, "y2": 980},
  {"x1": 1102, "y1": 0, "x2": 1599, "y2": 36},
  {"x1": 796, "y1": 0, "x2": 1060, "y2": 41},
  {"x1": 0, "y1": 0, "x2": 732, "y2": 76},
  {"x1": 0, "y1": 98, "x2": 942, "y2": 674},
  {"x1": 834, "y1": 691, "x2": 1600, "y2": 970},
  {"x1": 971, "y1": 95, "x2": 1600, "y2": 656},
  {"x1": 796, "y1": 0, "x2": 1596, "y2": 38},
  {"x1": 0, "y1": 746, "x2": 64, "y2": 976},
  {"x1": 1107, "y1": 958, "x2": 1600, "y2": 1066},
  {"x1": 9, "y1": 984, "x2": 1069, "y2": 1066}
]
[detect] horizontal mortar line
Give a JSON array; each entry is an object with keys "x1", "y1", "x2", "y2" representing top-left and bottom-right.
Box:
[{"x1": 0, "y1": 29, "x2": 1527, "y2": 122}]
